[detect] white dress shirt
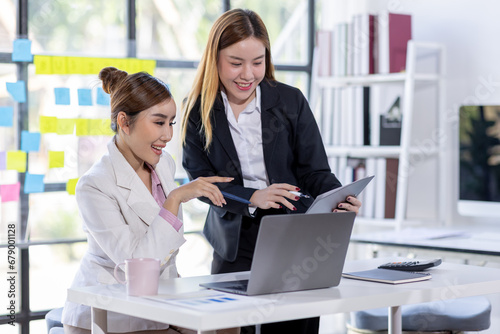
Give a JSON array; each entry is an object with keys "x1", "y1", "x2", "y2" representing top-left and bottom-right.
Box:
[{"x1": 221, "y1": 87, "x2": 269, "y2": 212}]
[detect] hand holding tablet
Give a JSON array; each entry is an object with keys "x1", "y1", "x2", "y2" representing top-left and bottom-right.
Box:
[{"x1": 306, "y1": 175, "x2": 375, "y2": 214}]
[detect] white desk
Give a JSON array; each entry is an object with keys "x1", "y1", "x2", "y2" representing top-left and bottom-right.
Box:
[
  {"x1": 351, "y1": 228, "x2": 500, "y2": 256},
  {"x1": 67, "y1": 258, "x2": 500, "y2": 334}
]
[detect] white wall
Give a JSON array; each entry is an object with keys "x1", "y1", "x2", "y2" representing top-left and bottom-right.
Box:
[{"x1": 319, "y1": 0, "x2": 500, "y2": 226}]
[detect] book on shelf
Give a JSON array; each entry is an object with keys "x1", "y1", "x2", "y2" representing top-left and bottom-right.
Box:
[
  {"x1": 363, "y1": 86, "x2": 371, "y2": 146},
  {"x1": 353, "y1": 13, "x2": 376, "y2": 76},
  {"x1": 316, "y1": 30, "x2": 332, "y2": 77},
  {"x1": 334, "y1": 22, "x2": 348, "y2": 77},
  {"x1": 376, "y1": 12, "x2": 412, "y2": 74},
  {"x1": 314, "y1": 11, "x2": 412, "y2": 78},
  {"x1": 384, "y1": 158, "x2": 399, "y2": 219},
  {"x1": 342, "y1": 268, "x2": 432, "y2": 284}
]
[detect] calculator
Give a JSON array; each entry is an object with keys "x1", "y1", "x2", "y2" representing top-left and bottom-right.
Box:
[{"x1": 378, "y1": 259, "x2": 442, "y2": 271}]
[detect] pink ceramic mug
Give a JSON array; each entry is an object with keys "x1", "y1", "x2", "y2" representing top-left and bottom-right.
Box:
[{"x1": 113, "y1": 258, "x2": 160, "y2": 296}]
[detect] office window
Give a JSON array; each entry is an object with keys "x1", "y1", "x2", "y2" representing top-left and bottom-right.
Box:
[
  {"x1": 1, "y1": 1, "x2": 315, "y2": 331},
  {"x1": 28, "y1": 0, "x2": 127, "y2": 56},
  {"x1": 0, "y1": 65, "x2": 16, "y2": 149},
  {"x1": 29, "y1": 243, "x2": 86, "y2": 311},
  {"x1": 0, "y1": 0, "x2": 15, "y2": 52},
  {"x1": 154, "y1": 67, "x2": 197, "y2": 110},
  {"x1": 27, "y1": 193, "x2": 84, "y2": 241},
  {"x1": 231, "y1": 0, "x2": 309, "y2": 65},
  {"x1": 137, "y1": 0, "x2": 223, "y2": 60},
  {"x1": 30, "y1": 319, "x2": 47, "y2": 334},
  {"x1": 275, "y1": 70, "x2": 309, "y2": 97},
  {"x1": 0, "y1": 64, "x2": 18, "y2": 243}
]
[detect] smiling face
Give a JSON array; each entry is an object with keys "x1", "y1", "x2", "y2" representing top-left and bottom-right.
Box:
[
  {"x1": 217, "y1": 37, "x2": 266, "y2": 111},
  {"x1": 117, "y1": 98, "x2": 177, "y2": 171}
]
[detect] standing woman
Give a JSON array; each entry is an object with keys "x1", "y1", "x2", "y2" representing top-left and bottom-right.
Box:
[
  {"x1": 62, "y1": 67, "x2": 237, "y2": 334},
  {"x1": 181, "y1": 8, "x2": 361, "y2": 334}
]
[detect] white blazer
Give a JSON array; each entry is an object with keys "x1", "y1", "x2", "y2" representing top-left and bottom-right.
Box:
[{"x1": 62, "y1": 138, "x2": 186, "y2": 332}]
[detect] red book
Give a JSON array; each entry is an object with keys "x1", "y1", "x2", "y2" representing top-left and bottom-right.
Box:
[
  {"x1": 368, "y1": 14, "x2": 376, "y2": 74},
  {"x1": 376, "y1": 12, "x2": 412, "y2": 74}
]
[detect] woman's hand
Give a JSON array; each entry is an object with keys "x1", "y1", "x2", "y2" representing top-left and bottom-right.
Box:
[
  {"x1": 164, "y1": 176, "x2": 233, "y2": 215},
  {"x1": 333, "y1": 196, "x2": 362, "y2": 215},
  {"x1": 249, "y1": 183, "x2": 301, "y2": 211}
]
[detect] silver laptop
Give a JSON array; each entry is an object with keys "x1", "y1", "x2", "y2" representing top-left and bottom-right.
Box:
[{"x1": 199, "y1": 211, "x2": 356, "y2": 296}]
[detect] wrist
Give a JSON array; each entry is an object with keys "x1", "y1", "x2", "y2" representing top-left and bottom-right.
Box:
[{"x1": 164, "y1": 190, "x2": 181, "y2": 213}]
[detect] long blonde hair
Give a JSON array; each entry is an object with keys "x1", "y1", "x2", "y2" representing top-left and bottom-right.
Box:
[{"x1": 181, "y1": 8, "x2": 275, "y2": 150}]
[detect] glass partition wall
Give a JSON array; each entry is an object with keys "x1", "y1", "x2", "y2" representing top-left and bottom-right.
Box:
[{"x1": 0, "y1": 0, "x2": 315, "y2": 333}]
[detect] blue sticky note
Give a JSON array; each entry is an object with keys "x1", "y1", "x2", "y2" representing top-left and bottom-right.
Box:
[
  {"x1": 6, "y1": 81, "x2": 26, "y2": 103},
  {"x1": 20, "y1": 131, "x2": 41, "y2": 152},
  {"x1": 12, "y1": 39, "x2": 33, "y2": 62},
  {"x1": 96, "y1": 87, "x2": 110, "y2": 106},
  {"x1": 24, "y1": 173, "x2": 45, "y2": 193},
  {"x1": 0, "y1": 107, "x2": 14, "y2": 127},
  {"x1": 77, "y1": 88, "x2": 92, "y2": 106},
  {"x1": 54, "y1": 88, "x2": 70, "y2": 105},
  {"x1": 0, "y1": 151, "x2": 6, "y2": 170}
]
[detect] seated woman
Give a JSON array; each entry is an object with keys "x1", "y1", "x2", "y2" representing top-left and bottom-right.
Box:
[{"x1": 62, "y1": 67, "x2": 238, "y2": 334}]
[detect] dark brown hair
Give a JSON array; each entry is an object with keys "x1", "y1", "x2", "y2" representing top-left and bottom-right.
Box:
[{"x1": 99, "y1": 67, "x2": 172, "y2": 132}]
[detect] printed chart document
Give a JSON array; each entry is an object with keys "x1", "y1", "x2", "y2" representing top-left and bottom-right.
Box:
[
  {"x1": 306, "y1": 175, "x2": 375, "y2": 214},
  {"x1": 342, "y1": 268, "x2": 432, "y2": 284},
  {"x1": 145, "y1": 290, "x2": 274, "y2": 311}
]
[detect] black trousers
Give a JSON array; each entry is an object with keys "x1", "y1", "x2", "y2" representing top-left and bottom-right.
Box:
[{"x1": 211, "y1": 209, "x2": 320, "y2": 334}]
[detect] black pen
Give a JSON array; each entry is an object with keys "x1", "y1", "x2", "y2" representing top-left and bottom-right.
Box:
[{"x1": 221, "y1": 191, "x2": 252, "y2": 204}]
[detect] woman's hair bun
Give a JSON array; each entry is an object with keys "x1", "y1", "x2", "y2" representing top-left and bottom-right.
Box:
[{"x1": 99, "y1": 67, "x2": 128, "y2": 95}]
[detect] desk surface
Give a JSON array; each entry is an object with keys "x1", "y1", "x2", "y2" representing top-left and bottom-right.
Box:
[
  {"x1": 351, "y1": 228, "x2": 500, "y2": 256},
  {"x1": 67, "y1": 258, "x2": 500, "y2": 332}
]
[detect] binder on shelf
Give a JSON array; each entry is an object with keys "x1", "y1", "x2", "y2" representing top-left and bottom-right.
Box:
[
  {"x1": 380, "y1": 96, "x2": 402, "y2": 146},
  {"x1": 342, "y1": 268, "x2": 432, "y2": 284}
]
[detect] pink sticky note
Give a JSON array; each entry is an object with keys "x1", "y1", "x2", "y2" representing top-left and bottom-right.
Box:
[{"x1": 0, "y1": 182, "x2": 21, "y2": 202}]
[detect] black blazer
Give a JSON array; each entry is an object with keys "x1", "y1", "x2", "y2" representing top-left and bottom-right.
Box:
[{"x1": 182, "y1": 79, "x2": 341, "y2": 261}]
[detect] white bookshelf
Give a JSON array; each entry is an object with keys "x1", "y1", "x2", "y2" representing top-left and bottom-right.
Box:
[{"x1": 312, "y1": 40, "x2": 447, "y2": 230}]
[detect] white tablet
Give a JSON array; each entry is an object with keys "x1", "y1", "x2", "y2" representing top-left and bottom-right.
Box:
[{"x1": 306, "y1": 175, "x2": 375, "y2": 214}]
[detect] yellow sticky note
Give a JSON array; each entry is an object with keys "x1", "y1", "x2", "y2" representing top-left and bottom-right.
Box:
[
  {"x1": 51, "y1": 56, "x2": 68, "y2": 75},
  {"x1": 49, "y1": 151, "x2": 65, "y2": 168},
  {"x1": 66, "y1": 57, "x2": 84, "y2": 75},
  {"x1": 6, "y1": 151, "x2": 27, "y2": 172},
  {"x1": 98, "y1": 58, "x2": 112, "y2": 72},
  {"x1": 85, "y1": 57, "x2": 101, "y2": 75},
  {"x1": 141, "y1": 60, "x2": 156, "y2": 74},
  {"x1": 39, "y1": 116, "x2": 58, "y2": 133},
  {"x1": 88, "y1": 119, "x2": 113, "y2": 136},
  {"x1": 34, "y1": 55, "x2": 53, "y2": 74},
  {"x1": 76, "y1": 118, "x2": 89, "y2": 136},
  {"x1": 66, "y1": 178, "x2": 79, "y2": 195},
  {"x1": 120, "y1": 58, "x2": 131, "y2": 73},
  {"x1": 109, "y1": 58, "x2": 126, "y2": 71},
  {"x1": 56, "y1": 118, "x2": 75, "y2": 135},
  {"x1": 127, "y1": 59, "x2": 141, "y2": 74}
]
